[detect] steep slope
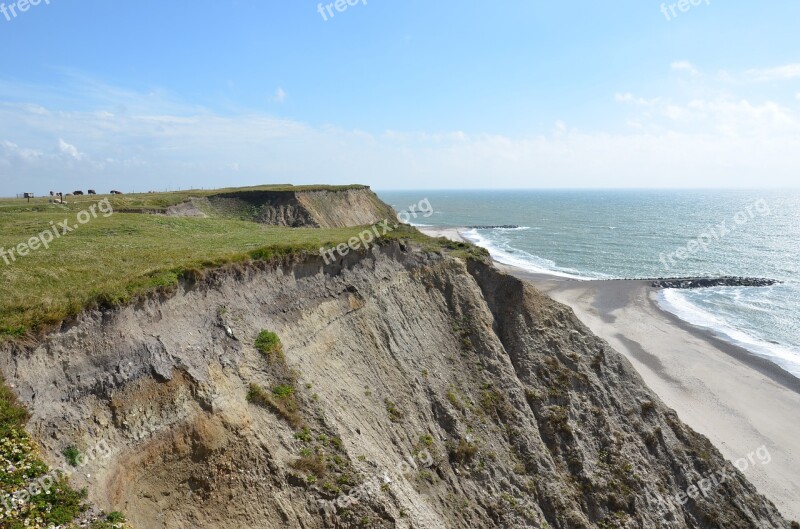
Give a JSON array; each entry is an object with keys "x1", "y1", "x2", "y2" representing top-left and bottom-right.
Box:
[
  {"x1": 0, "y1": 243, "x2": 791, "y2": 528},
  {"x1": 172, "y1": 187, "x2": 398, "y2": 228}
]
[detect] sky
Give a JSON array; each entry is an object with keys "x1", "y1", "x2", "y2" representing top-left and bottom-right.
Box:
[{"x1": 1, "y1": 1, "x2": 799, "y2": 195}]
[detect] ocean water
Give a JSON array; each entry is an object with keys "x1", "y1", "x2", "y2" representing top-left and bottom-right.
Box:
[{"x1": 379, "y1": 190, "x2": 800, "y2": 378}]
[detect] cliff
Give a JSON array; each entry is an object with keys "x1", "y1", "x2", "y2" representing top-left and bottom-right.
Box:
[
  {"x1": 0, "y1": 241, "x2": 791, "y2": 528},
  {"x1": 164, "y1": 186, "x2": 397, "y2": 228}
]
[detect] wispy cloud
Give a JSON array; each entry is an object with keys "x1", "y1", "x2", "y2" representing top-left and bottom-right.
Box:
[
  {"x1": 745, "y1": 64, "x2": 800, "y2": 82},
  {"x1": 615, "y1": 92, "x2": 660, "y2": 107},
  {"x1": 617, "y1": 62, "x2": 800, "y2": 137},
  {"x1": 2, "y1": 70, "x2": 800, "y2": 193},
  {"x1": 272, "y1": 87, "x2": 287, "y2": 103},
  {"x1": 671, "y1": 61, "x2": 699, "y2": 76},
  {"x1": 58, "y1": 139, "x2": 84, "y2": 160}
]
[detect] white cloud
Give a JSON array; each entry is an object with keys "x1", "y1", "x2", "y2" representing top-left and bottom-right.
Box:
[
  {"x1": 745, "y1": 64, "x2": 800, "y2": 82},
  {"x1": 2, "y1": 98, "x2": 799, "y2": 193},
  {"x1": 671, "y1": 61, "x2": 699, "y2": 75},
  {"x1": 1, "y1": 72, "x2": 800, "y2": 193},
  {"x1": 273, "y1": 87, "x2": 287, "y2": 103},
  {"x1": 630, "y1": 95, "x2": 800, "y2": 137},
  {"x1": 1, "y1": 140, "x2": 44, "y2": 162},
  {"x1": 615, "y1": 92, "x2": 660, "y2": 107},
  {"x1": 58, "y1": 139, "x2": 83, "y2": 160}
]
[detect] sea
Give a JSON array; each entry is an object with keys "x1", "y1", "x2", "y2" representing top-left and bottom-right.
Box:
[{"x1": 378, "y1": 190, "x2": 800, "y2": 379}]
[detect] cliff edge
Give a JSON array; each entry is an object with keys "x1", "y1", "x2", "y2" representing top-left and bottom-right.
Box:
[
  {"x1": 164, "y1": 186, "x2": 397, "y2": 228},
  {"x1": 0, "y1": 241, "x2": 791, "y2": 528}
]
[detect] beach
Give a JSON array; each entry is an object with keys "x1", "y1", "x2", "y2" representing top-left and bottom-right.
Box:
[{"x1": 419, "y1": 226, "x2": 800, "y2": 521}]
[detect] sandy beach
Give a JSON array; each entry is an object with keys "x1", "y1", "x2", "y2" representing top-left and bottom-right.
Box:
[
  {"x1": 414, "y1": 226, "x2": 467, "y2": 242},
  {"x1": 419, "y1": 226, "x2": 800, "y2": 521}
]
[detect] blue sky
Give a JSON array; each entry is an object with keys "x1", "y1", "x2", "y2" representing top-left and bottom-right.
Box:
[{"x1": 1, "y1": 1, "x2": 799, "y2": 194}]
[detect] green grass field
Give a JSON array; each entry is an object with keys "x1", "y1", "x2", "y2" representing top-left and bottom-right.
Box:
[
  {"x1": 0, "y1": 189, "x2": 485, "y2": 340},
  {"x1": 0, "y1": 209, "x2": 380, "y2": 338},
  {"x1": 0, "y1": 184, "x2": 369, "y2": 214}
]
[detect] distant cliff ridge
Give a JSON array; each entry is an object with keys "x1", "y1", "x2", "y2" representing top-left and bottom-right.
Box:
[{"x1": 164, "y1": 186, "x2": 397, "y2": 228}]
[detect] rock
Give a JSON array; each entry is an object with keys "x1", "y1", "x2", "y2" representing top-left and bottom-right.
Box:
[{"x1": 649, "y1": 276, "x2": 781, "y2": 289}]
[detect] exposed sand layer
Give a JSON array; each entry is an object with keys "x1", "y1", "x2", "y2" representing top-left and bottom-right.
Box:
[{"x1": 417, "y1": 227, "x2": 800, "y2": 521}]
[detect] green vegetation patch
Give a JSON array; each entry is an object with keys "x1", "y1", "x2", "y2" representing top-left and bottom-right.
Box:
[
  {"x1": 0, "y1": 211, "x2": 412, "y2": 339},
  {"x1": 247, "y1": 383, "x2": 303, "y2": 429},
  {"x1": 0, "y1": 184, "x2": 369, "y2": 214},
  {"x1": 255, "y1": 330, "x2": 283, "y2": 357},
  {"x1": 0, "y1": 376, "x2": 128, "y2": 529},
  {"x1": 0, "y1": 187, "x2": 486, "y2": 340},
  {"x1": 62, "y1": 446, "x2": 81, "y2": 467}
]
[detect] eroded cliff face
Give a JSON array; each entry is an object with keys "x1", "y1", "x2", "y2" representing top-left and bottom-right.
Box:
[
  {"x1": 0, "y1": 243, "x2": 789, "y2": 529},
  {"x1": 164, "y1": 188, "x2": 397, "y2": 228}
]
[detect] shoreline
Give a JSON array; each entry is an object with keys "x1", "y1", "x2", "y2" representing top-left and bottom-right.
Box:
[{"x1": 418, "y1": 226, "x2": 800, "y2": 521}]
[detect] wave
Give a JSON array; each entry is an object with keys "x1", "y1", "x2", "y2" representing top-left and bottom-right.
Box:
[
  {"x1": 657, "y1": 289, "x2": 800, "y2": 378},
  {"x1": 460, "y1": 228, "x2": 598, "y2": 280},
  {"x1": 458, "y1": 223, "x2": 800, "y2": 379}
]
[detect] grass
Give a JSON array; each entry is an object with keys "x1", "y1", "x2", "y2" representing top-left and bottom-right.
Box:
[
  {"x1": 255, "y1": 330, "x2": 283, "y2": 358},
  {"x1": 0, "y1": 184, "x2": 488, "y2": 339},
  {"x1": 0, "y1": 377, "x2": 29, "y2": 438},
  {"x1": 0, "y1": 184, "x2": 370, "y2": 214},
  {"x1": 0, "y1": 204, "x2": 486, "y2": 340},
  {"x1": 448, "y1": 439, "x2": 479, "y2": 465},
  {"x1": 62, "y1": 446, "x2": 81, "y2": 467},
  {"x1": 89, "y1": 512, "x2": 127, "y2": 529},
  {"x1": 384, "y1": 399, "x2": 404, "y2": 423},
  {"x1": 290, "y1": 451, "x2": 327, "y2": 478},
  {"x1": 0, "y1": 208, "x2": 428, "y2": 339},
  {"x1": 247, "y1": 383, "x2": 303, "y2": 429}
]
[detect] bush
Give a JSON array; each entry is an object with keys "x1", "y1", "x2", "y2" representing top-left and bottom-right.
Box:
[
  {"x1": 384, "y1": 399, "x2": 404, "y2": 423},
  {"x1": 272, "y1": 385, "x2": 295, "y2": 399},
  {"x1": 247, "y1": 383, "x2": 303, "y2": 429},
  {"x1": 291, "y1": 450, "x2": 327, "y2": 478},
  {"x1": 90, "y1": 511, "x2": 128, "y2": 529},
  {"x1": 63, "y1": 445, "x2": 81, "y2": 467},
  {"x1": 255, "y1": 330, "x2": 282, "y2": 356},
  {"x1": 449, "y1": 439, "x2": 478, "y2": 465},
  {"x1": 0, "y1": 377, "x2": 30, "y2": 438}
]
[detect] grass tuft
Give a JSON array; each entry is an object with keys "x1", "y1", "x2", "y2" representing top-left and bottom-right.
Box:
[
  {"x1": 255, "y1": 330, "x2": 283, "y2": 357},
  {"x1": 247, "y1": 383, "x2": 303, "y2": 429}
]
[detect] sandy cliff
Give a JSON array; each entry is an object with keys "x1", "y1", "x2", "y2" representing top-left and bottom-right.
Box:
[
  {"x1": 163, "y1": 187, "x2": 397, "y2": 228},
  {"x1": 0, "y1": 240, "x2": 790, "y2": 528}
]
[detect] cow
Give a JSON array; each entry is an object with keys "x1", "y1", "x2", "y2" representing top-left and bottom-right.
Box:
[
  {"x1": 110, "y1": 190, "x2": 123, "y2": 195},
  {"x1": 73, "y1": 190, "x2": 84, "y2": 196},
  {"x1": 87, "y1": 189, "x2": 97, "y2": 195}
]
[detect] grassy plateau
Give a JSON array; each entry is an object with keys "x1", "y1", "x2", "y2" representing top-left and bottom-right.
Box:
[{"x1": 0, "y1": 186, "x2": 484, "y2": 340}]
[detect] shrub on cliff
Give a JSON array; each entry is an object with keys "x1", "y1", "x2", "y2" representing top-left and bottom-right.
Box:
[{"x1": 255, "y1": 330, "x2": 283, "y2": 359}]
